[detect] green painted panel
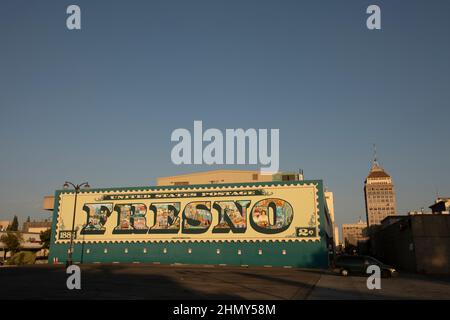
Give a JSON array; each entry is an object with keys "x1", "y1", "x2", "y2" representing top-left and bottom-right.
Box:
[{"x1": 48, "y1": 241, "x2": 328, "y2": 268}]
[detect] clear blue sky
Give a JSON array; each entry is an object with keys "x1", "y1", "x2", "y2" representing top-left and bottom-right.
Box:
[{"x1": 1, "y1": 0, "x2": 449, "y2": 230}]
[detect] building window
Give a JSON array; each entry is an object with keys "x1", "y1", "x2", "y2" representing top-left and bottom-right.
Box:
[{"x1": 252, "y1": 174, "x2": 258, "y2": 180}]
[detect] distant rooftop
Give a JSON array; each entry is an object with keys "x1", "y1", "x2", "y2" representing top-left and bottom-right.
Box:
[{"x1": 156, "y1": 169, "x2": 305, "y2": 186}]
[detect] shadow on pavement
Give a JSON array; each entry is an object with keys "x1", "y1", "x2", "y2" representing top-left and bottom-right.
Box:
[{"x1": 0, "y1": 264, "x2": 241, "y2": 300}]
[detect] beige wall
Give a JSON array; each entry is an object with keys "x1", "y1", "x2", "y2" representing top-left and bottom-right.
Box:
[
  {"x1": 334, "y1": 226, "x2": 340, "y2": 246},
  {"x1": 324, "y1": 191, "x2": 339, "y2": 246},
  {"x1": 28, "y1": 227, "x2": 50, "y2": 233},
  {"x1": 43, "y1": 196, "x2": 55, "y2": 211},
  {"x1": 157, "y1": 170, "x2": 273, "y2": 186},
  {"x1": 0, "y1": 220, "x2": 10, "y2": 231},
  {"x1": 324, "y1": 191, "x2": 335, "y2": 225},
  {"x1": 342, "y1": 221, "x2": 367, "y2": 247}
]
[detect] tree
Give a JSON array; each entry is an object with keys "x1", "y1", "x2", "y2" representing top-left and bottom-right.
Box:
[
  {"x1": 40, "y1": 229, "x2": 51, "y2": 250},
  {"x1": 7, "y1": 215, "x2": 19, "y2": 231},
  {"x1": 0, "y1": 232, "x2": 22, "y2": 259}
]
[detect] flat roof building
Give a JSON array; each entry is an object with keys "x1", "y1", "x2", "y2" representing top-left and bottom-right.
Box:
[
  {"x1": 429, "y1": 197, "x2": 450, "y2": 214},
  {"x1": 46, "y1": 170, "x2": 334, "y2": 268},
  {"x1": 22, "y1": 220, "x2": 52, "y2": 233},
  {"x1": 370, "y1": 214, "x2": 450, "y2": 274},
  {"x1": 342, "y1": 219, "x2": 368, "y2": 247},
  {"x1": 156, "y1": 169, "x2": 304, "y2": 186}
]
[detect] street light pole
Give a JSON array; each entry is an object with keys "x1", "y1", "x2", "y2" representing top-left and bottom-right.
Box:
[{"x1": 64, "y1": 181, "x2": 90, "y2": 267}]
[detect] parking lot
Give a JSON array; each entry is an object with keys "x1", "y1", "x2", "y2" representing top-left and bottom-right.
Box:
[{"x1": 0, "y1": 264, "x2": 449, "y2": 299}]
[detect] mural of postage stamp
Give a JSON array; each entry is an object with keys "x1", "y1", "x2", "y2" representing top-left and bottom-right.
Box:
[{"x1": 53, "y1": 182, "x2": 321, "y2": 244}]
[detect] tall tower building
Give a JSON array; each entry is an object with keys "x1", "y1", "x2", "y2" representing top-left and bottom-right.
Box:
[{"x1": 364, "y1": 148, "x2": 397, "y2": 227}]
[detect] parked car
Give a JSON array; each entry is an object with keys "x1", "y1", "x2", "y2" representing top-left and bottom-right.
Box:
[{"x1": 334, "y1": 255, "x2": 398, "y2": 277}]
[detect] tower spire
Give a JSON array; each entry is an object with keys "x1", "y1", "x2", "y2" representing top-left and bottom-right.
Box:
[{"x1": 372, "y1": 143, "x2": 379, "y2": 167}]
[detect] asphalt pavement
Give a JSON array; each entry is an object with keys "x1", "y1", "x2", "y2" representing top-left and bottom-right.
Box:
[{"x1": 0, "y1": 263, "x2": 449, "y2": 299}]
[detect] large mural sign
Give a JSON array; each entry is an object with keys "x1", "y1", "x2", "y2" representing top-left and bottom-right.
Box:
[{"x1": 54, "y1": 183, "x2": 321, "y2": 243}]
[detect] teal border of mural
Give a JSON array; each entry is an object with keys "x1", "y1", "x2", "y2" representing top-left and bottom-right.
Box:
[{"x1": 48, "y1": 180, "x2": 330, "y2": 268}]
